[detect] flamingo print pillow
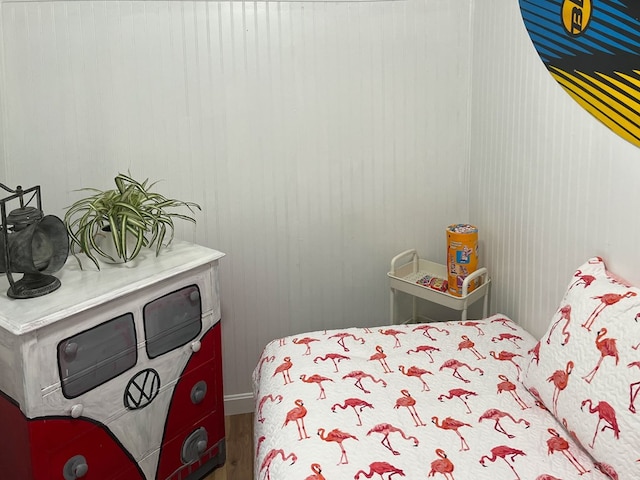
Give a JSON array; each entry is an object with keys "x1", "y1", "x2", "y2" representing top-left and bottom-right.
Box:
[{"x1": 523, "y1": 257, "x2": 640, "y2": 480}]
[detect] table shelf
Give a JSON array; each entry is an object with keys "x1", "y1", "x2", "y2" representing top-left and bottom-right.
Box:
[{"x1": 387, "y1": 249, "x2": 490, "y2": 324}]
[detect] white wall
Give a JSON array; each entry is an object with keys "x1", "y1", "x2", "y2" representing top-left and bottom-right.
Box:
[
  {"x1": 0, "y1": 0, "x2": 473, "y2": 413},
  {"x1": 469, "y1": 0, "x2": 640, "y2": 339}
]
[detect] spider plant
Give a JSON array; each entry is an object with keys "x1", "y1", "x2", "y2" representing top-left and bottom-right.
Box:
[{"x1": 64, "y1": 173, "x2": 201, "y2": 269}]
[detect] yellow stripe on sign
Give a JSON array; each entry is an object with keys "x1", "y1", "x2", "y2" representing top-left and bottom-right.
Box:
[
  {"x1": 549, "y1": 68, "x2": 640, "y2": 147},
  {"x1": 576, "y1": 72, "x2": 640, "y2": 125},
  {"x1": 616, "y1": 72, "x2": 640, "y2": 90}
]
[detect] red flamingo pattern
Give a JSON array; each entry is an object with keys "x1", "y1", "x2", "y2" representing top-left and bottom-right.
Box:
[
  {"x1": 369, "y1": 345, "x2": 393, "y2": 374},
  {"x1": 496, "y1": 374, "x2": 530, "y2": 410},
  {"x1": 478, "y1": 408, "x2": 530, "y2": 438},
  {"x1": 317, "y1": 427, "x2": 358, "y2": 464},
  {"x1": 259, "y1": 449, "x2": 297, "y2": 480},
  {"x1": 342, "y1": 370, "x2": 387, "y2": 393},
  {"x1": 581, "y1": 328, "x2": 619, "y2": 384},
  {"x1": 328, "y1": 332, "x2": 365, "y2": 352},
  {"x1": 398, "y1": 364, "x2": 433, "y2": 391},
  {"x1": 354, "y1": 461, "x2": 405, "y2": 479},
  {"x1": 293, "y1": 337, "x2": 321, "y2": 355},
  {"x1": 300, "y1": 373, "x2": 334, "y2": 399},
  {"x1": 255, "y1": 314, "x2": 619, "y2": 480},
  {"x1": 546, "y1": 360, "x2": 573, "y2": 416},
  {"x1": 428, "y1": 448, "x2": 455, "y2": 479},
  {"x1": 491, "y1": 332, "x2": 524, "y2": 349},
  {"x1": 581, "y1": 399, "x2": 620, "y2": 448},
  {"x1": 582, "y1": 291, "x2": 637, "y2": 332},
  {"x1": 491, "y1": 317, "x2": 518, "y2": 331},
  {"x1": 457, "y1": 335, "x2": 486, "y2": 360},
  {"x1": 479, "y1": 445, "x2": 526, "y2": 480},
  {"x1": 413, "y1": 324, "x2": 450, "y2": 341},
  {"x1": 394, "y1": 389, "x2": 426, "y2": 427},
  {"x1": 545, "y1": 305, "x2": 572, "y2": 346},
  {"x1": 366, "y1": 423, "x2": 419, "y2": 455},
  {"x1": 378, "y1": 328, "x2": 406, "y2": 348},
  {"x1": 273, "y1": 356, "x2": 294, "y2": 385},
  {"x1": 314, "y1": 352, "x2": 351, "y2": 372},
  {"x1": 439, "y1": 358, "x2": 484, "y2": 383},
  {"x1": 438, "y1": 388, "x2": 478, "y2": 414},
  {"x1": 304, "y1": 463, "x2": 325, "y2": 480},
  {"x1": 628, "y1": 361, "x2": 640, "y2": 413},
  {"x1": 546, "y1": 428, "x2": 590, "y2": 475},
  {"x1": 461, "y1": 321, "x2": 485, "y2": 335},
  {"x1": 331, "y1": 398, "x2": 374, "y2": 426},
  {"x1": 283, "y1": 399, "x2": 310, "y2": 440},
  {"x1": 406, "y1": 344, "x2": 441, "y2": 363},
  {"x1": 257, "y1": 393, "x2": 283, "y2": 423},
  {"x1": 431, "y1": 416, "x2": 472, "y2": 451},
  {"x1": 521, "y1": 257, "x2": 640, "y2": 480}
]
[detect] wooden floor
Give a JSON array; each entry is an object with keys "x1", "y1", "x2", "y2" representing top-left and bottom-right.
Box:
[{"x1": 205, "y1": 413, "x2": 254, "y2": 480}]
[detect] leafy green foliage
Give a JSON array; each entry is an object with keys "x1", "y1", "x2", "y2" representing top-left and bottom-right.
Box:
[{"x1": 64, "y1": 173, "x2": 200, "y2": 269}]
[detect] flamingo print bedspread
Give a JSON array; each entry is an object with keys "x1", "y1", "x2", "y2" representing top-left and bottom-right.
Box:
[{"x1": 253, "y1": 315, "x2": 612, "y2": 480}]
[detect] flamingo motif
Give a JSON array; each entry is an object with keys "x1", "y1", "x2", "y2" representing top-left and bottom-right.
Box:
[
  {"x1": 582, "y1": 328, "x2": 619, "y2": 384},
  {"x1": 256, "y1": 355, "x2": 275, "y2": 382},
  {"x1": 489, "y1": 350, "x2": 523, "y2": 379},
  {"x1": 458, "y1": 335, "x2": 486, "y2": 359},
  {"x1": 569, "y1": 269, "x2": 596, "y2": 290},
  {"x1": 438, "y1": 388, "x2": 478, "y2": 414},
  {"x1": 431, "y1": 416, "x2": 472, "y2": 451},
  {"x1": 293, "y1": 337, "x2": 320, "y2": 355},
  {"x1": 369, "y1": 345, "x2": 393, "y2": 373},
  {"x1": 329, "y1": 332, "x2": 365, "y2": 352},
  {"x1": 491, "y1": 317, "x2": 517, "y2": 331},
  {"x1": 342, "y1": 370, "x2": 387, "y2": 394},
  {"x1": 398, "y1": 365, "x2": 433, "y2": 391},
  {"x1": 479, "y1": 445, "x2": 526, "y2": 480},
  {"x1": 331, "y1": 398, "x2": 374, "y2": 426},
  {"x1": 491, "y1": 333, "x2": 524, "y2": 349},
  {"x1": 413, "y1": 324, "x2": 450, "y2": 341},
  {"x1": 628, "y1": 360, "x2": 640, "y2": 413},
  {"x1": 366, "y1": 423, "x2": 419, "y2": 455},
  {"x1": 394, "y1": 389, "x2": 426, "y2": 426},
  {"x1": 478, "y1": 408, "x2": 530, "y2": 438},
  {"x1": 428, "y1": 449, "x2": 455, "y2": 479},
  {"x1": 496, "y1": 375, "x2": 530, "y2": 410},
  {"x1": 528, "y1": 341, "x2": 541, "y2": 365},
  {"x1": 354, "y1": 461, "x2": 405, "y2": 479},
  {"x1": 272, "y1": 356, "x2": 294, "y2": 385},
  {"x1": 259, "y1": 449, "x2": 297, "y2": 480},
  {"x1": 582, "y1": 291, "x2": 637, "y2": 331},
  {"x1": 461, "y1": 321, "x2": 485, "y2": 335},
  {"x1": 535, "y1": 475, "x2": 562, "y2": 480},
  {"x1": 581, "y1": 399, "x2": 620, "y2": 448},
  {"x1": 305, "y1": 463, "x2": 326, "y2": 480},
  {"x1": 257, "y1": 393, "x2": 283, "y2": 423},
  {"x1": 439, "y1": 359, "x2": 484, "y2": 383},
  {"x1": 594, "y1": 461, "x2": 619, "y2": 480},
  {"x1": 314, "y1": 353, "x2": 351, "y2": 372},
  {"x1": 407, "y1": 344, "x2": 441, "y2": 363},
  {"x1": 283, "y1": 399, "x2": 310, "y2": 440},
  {"x1": 256, "y1": 435, "x2": 266, "y2": 456},
  {"x1": 546, "y1": 428, "x2": 590, "y2": 475},
  {"x1": 378, "y1": 328, "x2": 406, "y2": 348},
  {"x1": 317, "y1": 427, "x2": 358, "y2": 465},
  {"x1": 545, "y1": 304, "x2": 572, "y2": 346},
  {"x1": 300, "y1": 374, "x2": 334, "y2": 399},
  {"x1": 547, "y1": 360, "x2": 573, "y2": 416}
]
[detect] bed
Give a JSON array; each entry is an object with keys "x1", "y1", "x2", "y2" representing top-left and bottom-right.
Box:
[{"x1": 253, "y1": 257, "x2": 640, "y2": 480}]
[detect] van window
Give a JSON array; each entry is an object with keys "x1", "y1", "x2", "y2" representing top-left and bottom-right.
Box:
[
  {"x1": 58, "y1": 313, "x2": 137, "y2": 398},
  {"x1": 143, "y1": 285, "x2": 202, "y2": 358}
]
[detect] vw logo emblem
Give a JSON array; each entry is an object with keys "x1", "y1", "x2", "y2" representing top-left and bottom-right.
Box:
[{"x1": 124, "y1": 369, "x2": 161, "y2": 410}]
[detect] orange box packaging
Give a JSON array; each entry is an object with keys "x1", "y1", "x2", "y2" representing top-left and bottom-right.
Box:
[{"x1": 446, "y1": 224, "x2": 479, "y2": 297}]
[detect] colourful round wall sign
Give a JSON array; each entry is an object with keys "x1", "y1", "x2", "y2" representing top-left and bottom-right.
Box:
[{"x1": 519, "y1": 0, "x2": 640, "y2": 148}]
